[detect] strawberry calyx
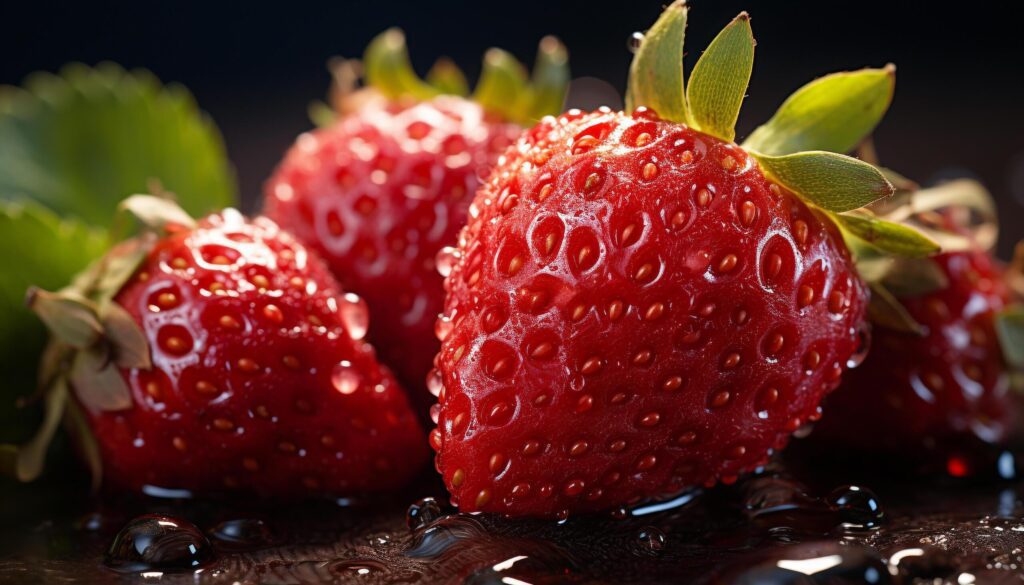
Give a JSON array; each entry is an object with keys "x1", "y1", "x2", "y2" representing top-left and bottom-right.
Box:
[
  {"x1": 628, "y1": 2, "x2": 901, "y2": 222},
  {"x1": 320, "y1": 28, "x2": 569, "y2": 127},
  {"x1": 0, "y1": 194, "x2": 193, "y2": 487}
]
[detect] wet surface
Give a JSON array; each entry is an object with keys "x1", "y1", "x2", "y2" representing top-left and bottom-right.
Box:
[{"x1": 2, "y1": 442, "x2": 1024, "y2": 584}]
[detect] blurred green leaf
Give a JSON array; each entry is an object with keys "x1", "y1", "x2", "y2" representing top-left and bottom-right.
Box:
[
  {"x1": 0, "y1": 62, "x2": 236, "y2": 226},
  {"x1": 996, "y1": 307, "x2": 1024, "y2": 370},
  {"x1": 0, "y1": 201, "x2": 107, "y2": 443}
]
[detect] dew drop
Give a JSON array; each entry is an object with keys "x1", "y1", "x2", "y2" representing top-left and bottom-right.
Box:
[
  {"x1": 105, "y1": 514, "x2": 213, "y2": 573},
  {"x1": 628, "y1": 31, "x2": 645, "y2": 53},
  {"x1": 435, "y1": 246, "x2": 460, "y2": 278},
  {"x1": 633, "y1": 526, "x2": 666, "y2": 557},
  {"x1": 331, "y1": 361, "x2": 361, "y2": 395},
  {"x1": 339, "y1": 293, "x2": 369, "y2": 340},
  {"x1": 208, "y1": 518, "x2": 272, "y2": 551},
  {"x1": 406, "y1": 497, "x2": 443, "y2": 531}
]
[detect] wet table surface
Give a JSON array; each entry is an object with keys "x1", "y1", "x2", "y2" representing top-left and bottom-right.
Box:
[{"x1": 2, "y1": 443, "x2": 1024, "y2": 584}]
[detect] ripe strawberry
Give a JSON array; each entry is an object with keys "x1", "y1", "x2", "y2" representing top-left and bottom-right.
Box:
[
  {"x1": 814, "y1": 179, "x2": 1024, "y2": 456},
  {"x1": 431, "y1": 4, "x2": 910, "y2": 517},
  {"x1": 265, "y1": 31, "x2": 569, "y2": 400},
  {"x1": 817, "y1": 249, "x2": 1011, "y2": 453},
  {"x1": 4, "y1": 196, "x2": 427, "y2": 496}
]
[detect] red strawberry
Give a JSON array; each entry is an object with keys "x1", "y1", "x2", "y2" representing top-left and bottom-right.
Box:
[
  {"x1": 817, "y1": 246, "x2": 1013, "y2": 454},
  {"x1": 265, "y1": 31, "x2": 569, "y2": 400},
  {"x1": 6, "y1": 196, "x2": 427, "y2": 497},
  {"x1": 431, "y1": 5, "x2": 905, "y2": 517}
]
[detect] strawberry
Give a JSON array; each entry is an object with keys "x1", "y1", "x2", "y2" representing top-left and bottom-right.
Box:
[
  {"x1": 265, "y1": 31, "x2": 569, "y2": 400},
  {"x1": 430, "y1": 4, "x2": 924, "y2": 517},
  {"x1": 2, "y1": 196, "x2": 428, "y2": 497},
  {"x1": 814, "y1": 181, "x2": 1024, "y2": 456}
]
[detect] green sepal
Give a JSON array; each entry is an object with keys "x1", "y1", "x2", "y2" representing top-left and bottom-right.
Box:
[
  {"x1": 472, "y1": 48, "x2": 530, "y2": 124},
  {"x1": 308, "y1": 101, "x2": 336, "y2": 129},
  {"x1": 625, "y1": 0, "x2": 689, "y2": 123},
  {"x1": 836, "y1": 212, "x2": 940, "y2": 258},
  {"x1": 867, "y1": 282, "x2": 926, "y2": 335},
  {"x1": 996, "y1": 307, "x2": 1024, "y2": 371},
  {"x1": 686, "y1": 12, "x2": 754, "y2": 142},
  {"x1": 743, "y1": 66, "x2": 895, "y2": 156},
  {"x1": 525, "y1": 36, "x2": 570, "y2": 121},
  {"x1": 427, "y1": 58, "x2": 470, "y2": 96},
  {"x1": 363, "y1": 28, "x2": 440, "y2": 101},
  {"x1": 879, "y1": 257, "x2": 950, "y2": 298},
  {"x1": 752, "y1": 151, "x2": 894, "y2": 213}
]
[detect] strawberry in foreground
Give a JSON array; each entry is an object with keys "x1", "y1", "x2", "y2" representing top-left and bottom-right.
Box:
[
  {"x1": 0, "y1": 196, "x2": 428, "y2": 496},
  {"x1": 431, "y1": 3, "x2": 939, "y2": 517},
  {"x1": 265, "y1": 31, "x2": 569, "y2": 400},
  {"x1": 816, "y1": 181, "x2": 1024, "y2": 457}
]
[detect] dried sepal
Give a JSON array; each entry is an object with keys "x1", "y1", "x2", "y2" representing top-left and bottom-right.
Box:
[
  {"x1": 116, "y1": 194, "x2": 196, "y2": 236},
  {"x1": 25, "y1": 287, "x2": 102, "y2": 349},
  {"x1": 0, "y1": 377, "x2": 69, "y2": 482},
  {"x1": 102, "y1": 301, "x2": 151, "y2": 370},
  {"x1": 69, "y1": 346, "x2": 132, "y2": 412},
  {"x1": 64, "y1": 399, "x2": 103, "y2": 492},
  {"x1": 875, "y1": 179, "x2": 998, "y2": 253}
]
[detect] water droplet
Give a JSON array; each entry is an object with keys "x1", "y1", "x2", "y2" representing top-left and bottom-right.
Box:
[
  {"x1": 339, "y1": 293, "x2": 369, "y2": 340},
  {"x1": 847, "y1": 323, "x2": 872, "y2": 369},
  {"x1": 208, "y1": 518, "x2": 272, "y2": 551},
  {"x1": 332, "y1": 361, "x2": 361, "y2": 395},
  {"x1": 827, "y1": 485, "x2": 885, "y2": 530},
  {"x1": 407, "y1": 497, "x2": 443, "y2": 531},
  {"x1": 105, "y1": 514, "x2": 213, "y2": 573},
  {"x1": 628, "y1": 31, "x2": 645, "y2": 53},
  {"x1": 436, "y1": 246, "x2": 460, "y2": 277},
  {"x1": 632, "y1": 526, "x2": 666, "y2": 557}
]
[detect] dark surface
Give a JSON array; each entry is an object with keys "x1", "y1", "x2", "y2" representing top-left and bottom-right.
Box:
[
  {"x1": 4, "y1": 0, "x2": 1024, "y2": 256},
  {"x1": 2, "y1": 443, "x2": 1024, "y2": 584}
]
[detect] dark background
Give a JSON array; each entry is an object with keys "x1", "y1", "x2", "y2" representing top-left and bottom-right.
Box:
[{"x1": 5, "y1": 0, "x2": 1024, "y2": 255}]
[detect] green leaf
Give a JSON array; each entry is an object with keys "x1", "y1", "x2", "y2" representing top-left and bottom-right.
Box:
[
  {"x1": 752, "y1": 151, "x2": 894, "y2": 212},
  {"x1": 426, "y1": 58, "x2": 470, "y2": 96},
  {"x1": 472, "y1": 48, "x2": 530, "y2": 124},
  {"x1": 996, "y1": 307, "x2": 1024, "y2": 370},
  {"x1": 525, "y1": 36, "x2": 570, "y2": 121},
  {"x1": 837, "y1": 213, "x2": 940, "y2": 257},
  {"x1": 363, "y1": 29, "x2": 440, "y2": 101},
  {"x1": 743, "y1": 66, "x2": 895, "y2": 156},
  {"x1": 0, "y1": 62, "x2": 237, "y2": 226},
  {"x1": 0, "y1": 201, "x2": 107, "y2": 360},
  {"x1": 685, "y1": 12, "x2": 754, "y2": 142},
  {"x1": 625, "y1": 0, "x2": 689, "y2": 123}
]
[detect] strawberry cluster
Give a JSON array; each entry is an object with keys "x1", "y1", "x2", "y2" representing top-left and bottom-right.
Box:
[{"x1": 3, "y1": 2, "x2": 1021, "y2": 519}]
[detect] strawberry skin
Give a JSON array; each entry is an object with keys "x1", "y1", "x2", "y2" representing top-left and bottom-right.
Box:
[
  {"x1": 265, "y1": 96, "x2": 521, "y2": 398},
  {"x1": 817, "y1": 250, "x2": 1012, "y2": 453},
  {"x1": 432, "y1": 108, "x2": 869, "y2": 517},
  {"x1": 87, "y1": 210, "x2": 427, "y2": 496}
]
